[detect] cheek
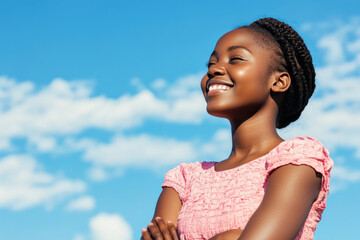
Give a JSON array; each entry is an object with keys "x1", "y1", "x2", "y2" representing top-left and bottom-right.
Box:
[
  {"x1": 230, "y1": 65, "x2": 251, "y2": 83},
  {"x1": 234, "y1": 69, "x2": 245, "y2": 78},
  {"x1": 200, "y1": 75, "x2": 208, "y2": 96},
  {"x1": 232, "y1": 65, "x2": 269, "y2": 88}
]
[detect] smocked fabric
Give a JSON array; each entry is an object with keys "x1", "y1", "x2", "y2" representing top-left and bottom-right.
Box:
[{"x1": 162, "y1": 137, "x2": 333, "y2": 240}]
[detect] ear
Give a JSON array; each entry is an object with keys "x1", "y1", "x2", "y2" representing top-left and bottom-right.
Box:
[{"x1": 270, "y1": 72, "x2": 291, "y2": 93}]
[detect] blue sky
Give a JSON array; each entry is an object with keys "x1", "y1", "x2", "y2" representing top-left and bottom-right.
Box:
[{"x1": 0, "y1": 1, "x2": 359, "y2": 239}]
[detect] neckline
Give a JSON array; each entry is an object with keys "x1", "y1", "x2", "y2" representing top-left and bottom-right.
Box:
[{"x1": 211, "y1": 137, "x2": 295, "y2": 173}]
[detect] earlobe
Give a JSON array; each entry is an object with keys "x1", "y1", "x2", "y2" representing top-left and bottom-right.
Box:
[{"x1": 271, "y1": 72, "x2": 291, "y2": 93}]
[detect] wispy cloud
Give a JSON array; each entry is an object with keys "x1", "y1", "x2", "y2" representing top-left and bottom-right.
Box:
[
  {"x1": 0, "y1": 155, "x2": 86, "y2": 210},
  {"x1": 89, "y1": 213, "x2": 132, "y2": 240},
  {"x1": 79, "y1": 134, "x2": 198, "y2": 168},
  {"x1": 0, "y1": 74, "x2": 206, "y2": 151},
  {"x1": 331, "y1": 165, "x2": 360, "y2": 182},
  {"x1": 73, "y1": 234, "x2": 86, "y2": 240},
  {"x1": 66, "y1": 195, "x2": 95, "y2": 212},
  {"x1": 67, "y1": 128, "x2": 231, "y2": 180},
  {"x1": 0, "y1": 73, "x2": 209, "y2": 207}
]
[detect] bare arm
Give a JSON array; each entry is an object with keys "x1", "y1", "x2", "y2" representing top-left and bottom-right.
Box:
[
  {"x1": 153, "y1": 187, "x2": 182, "y2": 225},
  {"x1": 211, "y1": 164, "x2": 322, "y2": 240},
  {"x1": 141, "y1": 187, "x2": 182, "y2": 240}
]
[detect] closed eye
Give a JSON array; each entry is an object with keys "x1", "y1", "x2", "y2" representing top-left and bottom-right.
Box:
[
  {"x1": 230, "y1": 56, "x2": 246, "y2": 63},
  {"x1": 206, "y1": 61, "x2": 216, "y2": 68}
]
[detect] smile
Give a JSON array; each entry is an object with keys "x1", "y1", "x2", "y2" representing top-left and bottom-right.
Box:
[{"x1": 208, "y1": 84, "x2": 232, "y2": 95}]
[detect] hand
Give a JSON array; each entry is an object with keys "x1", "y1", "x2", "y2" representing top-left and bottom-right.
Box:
[{"x1": 141, "y1": 217, "x2": 179, "y2": 240}]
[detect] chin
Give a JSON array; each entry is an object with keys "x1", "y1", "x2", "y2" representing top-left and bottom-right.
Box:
[
  {"x1": 206, "y1": 105, "x2": 232, "y2": 119},
  {"x1": 206, "y1": 102, "x2": 264, "y2": 123},
  {"x1": 207, "y1": 111, "x2": 228, "y2": 119}
]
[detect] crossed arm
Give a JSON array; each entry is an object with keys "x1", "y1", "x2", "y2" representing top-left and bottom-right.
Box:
[{"x1": 141, "y1": 164, "x2": 322, "y2": 240}]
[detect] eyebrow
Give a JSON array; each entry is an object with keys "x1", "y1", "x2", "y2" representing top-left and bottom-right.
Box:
[
  {"x1": 210, "y1": 45, "x2": 252, "y2": 57},
  {"x1": 227, "y1": 45, "x2": 252, "y2": 53}
]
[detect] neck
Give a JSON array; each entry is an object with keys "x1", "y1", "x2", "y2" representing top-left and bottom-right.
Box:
[{"x1": 227, "y1": 101, "x2": 283, "y2": 164}]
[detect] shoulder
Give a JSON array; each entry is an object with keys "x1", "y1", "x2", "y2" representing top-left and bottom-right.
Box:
[
  {"x1": 275, "y1": 136, "x2": 328, "y2": 156},
  {"x1": 268, "y1": 137, "x2": 333, "y2": 171},
  {"x1": 162, "y1": 161, "x2": 213, "y2": 201},
  {"x1": 163, "y1": 161, "x2": 213, "y2": 185},
  {"x1": 266, "y1": 136, "x2": 334, "y2": 194}
]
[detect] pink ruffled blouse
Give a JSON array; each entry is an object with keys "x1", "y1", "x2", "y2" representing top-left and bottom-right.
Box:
[{"x1": 162, "y1": 137, "x2": 333, "y2": 240}]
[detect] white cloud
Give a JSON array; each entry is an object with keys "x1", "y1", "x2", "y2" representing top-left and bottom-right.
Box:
[
  {"x1": 331, "y1": 166, "x2": 360, "y2": 182},
  {"x1": 90, "y1": 213, "x2": 132, "y2": 240},
  {"x1": 318, "y1": 34, "x2": 345, "y2": 63},
  {"x1": 73, "y1": 234, "x2": 86, "y2": 240},
  {"x1": 0, "y1": 76, "x2": 34, "y2": 110},
  {"x1": 80, "y1": 134, "x2": 198, "y2": 168},
  {"x1": 28, "y1": 135, "x2": 57, "y2": 152},
  {"x1": 87, "y1": 167, "x2": 109, "y2": 182},
  {"x1": 330, "y1": 165, "x2": 360, "y2": 193},
  {"x1": 200, "y1": 128, "x2": 231, "y2": 159},
  {"x1": 66, "y1": 195, "x2": 95, "y2": 211},
  {"x1": 163, "y1": 73, "x2": 206, "y2": 123},
  {"x1": 151, "y1": 78, "x2": 167, "y2": 90},
  {"x1": 130, "y1": 77, "x2": 145, "y2": 91},
  {"x1": 329, "y1": 182, "x2": 347, "y2": 193},
  {"x1": 165, "y1": 91, "x2": 205, "y2": 123},
  {"x1": 0, "y1": 155, "x2": 86, "y2": 210},
  {"x1": 0, "y1": 77, "x2": 166, "y2": 136},
  {"x1": 68, "y1": 128, "x2": 231, "y2": 179},
  {"x1": 0, "y1": 138, "x2": 11, "y2": 150},
  {"x1": 166, "y1": 73, "x2": 204, "y2": 98},
  {"x1": 0, "y1": 74, "x2": 206, "y2": 152},
  {"x1": 347, "y1": 39, "x2": 360, "y2": 52}
]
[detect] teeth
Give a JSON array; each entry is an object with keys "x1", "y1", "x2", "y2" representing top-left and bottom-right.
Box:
[{"x1": 209, "y1": 84, "x2": 231, "y2": 91}]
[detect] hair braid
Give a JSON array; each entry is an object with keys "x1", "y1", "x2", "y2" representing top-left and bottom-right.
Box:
[{"x1": 248, "y1": 18, "x2": 316, "y2": 128}]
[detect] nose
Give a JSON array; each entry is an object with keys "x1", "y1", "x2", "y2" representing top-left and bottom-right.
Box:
[{"x1": 207, "y1": 64, "x2": 226, "y2": 78}]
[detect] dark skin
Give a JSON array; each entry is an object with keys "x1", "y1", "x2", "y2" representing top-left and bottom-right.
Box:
[{"x1": 141, "y1": 28, "x2": 322, "y2": 240}]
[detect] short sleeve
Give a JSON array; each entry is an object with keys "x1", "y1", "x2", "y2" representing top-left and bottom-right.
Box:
[
  {"x1": 162, "y1": 163, "x2": 194, "y2": 202},
  {"x1": 266, "y1": 137, "x2": 334, "y2": 208}
]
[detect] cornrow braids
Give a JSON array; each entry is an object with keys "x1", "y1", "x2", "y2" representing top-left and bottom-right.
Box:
[{"x1": 246, "y1": 18, "x2": 316, "y2": 128}]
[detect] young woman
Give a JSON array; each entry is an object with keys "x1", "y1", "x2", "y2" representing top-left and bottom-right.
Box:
[{"x1": 141, "y1": 17, "x2": 333, "y2": 240}]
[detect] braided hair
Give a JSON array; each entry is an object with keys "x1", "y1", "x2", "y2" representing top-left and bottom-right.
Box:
[{"x1": 243, "y1": 18, "x2": 316, "y2": 128}]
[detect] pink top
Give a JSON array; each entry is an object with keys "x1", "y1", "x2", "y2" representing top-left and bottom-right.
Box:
[{"x1": 162, "y1": 137, "x2": 333, "y2": 240}]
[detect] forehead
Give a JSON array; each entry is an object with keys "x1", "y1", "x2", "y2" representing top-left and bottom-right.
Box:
[{"x1": 214, "y1": 28, "x2": 271, "y2": 55}]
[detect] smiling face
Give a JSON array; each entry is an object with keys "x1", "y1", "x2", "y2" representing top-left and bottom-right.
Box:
[{"x1": 201, "y1": 27, "x2": 277, "y2": 121}]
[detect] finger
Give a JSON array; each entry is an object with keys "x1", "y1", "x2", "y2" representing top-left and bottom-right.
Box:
[
  {"x1": 167, "y1": 221, "x2": 179, "y2": 240},
  {"x1": 141, "y1": 228, "x2": 152, "y2": 240},
  {"x1": 148, "y1": 222, "x2": 163, "y2": 240},
  {"x1": 154, "y1": 217, "x2": 171, "y2": 240}
]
